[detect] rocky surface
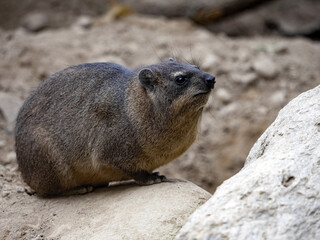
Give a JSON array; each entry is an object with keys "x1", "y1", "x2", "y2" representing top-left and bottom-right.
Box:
[
  {"x1": 0, "y1": 10, "x2": 319, "y2": 240},
  {"x1": 0, "y1": 180, "x2": 210, "y2": 239},
  {"x1": 175, "y1": 85, "x2": 320, "y2": 240}
]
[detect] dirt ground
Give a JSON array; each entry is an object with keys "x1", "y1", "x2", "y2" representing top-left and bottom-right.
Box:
[{"x1": 0, "y1": 12, "x2": 319, "y2": 239}]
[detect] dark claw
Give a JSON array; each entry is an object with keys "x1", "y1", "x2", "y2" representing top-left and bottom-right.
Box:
[
  {"x1": 159, "y1": 175, "x2": 167, "y2": 181},
  {"x1": 152, "y1": 172, "x2": 160, "y2": 177},
  {"x1": 152, "y1": 172, "x2": 166, "y2": 181},
  {"x1": 133, "y1": 171, "x2": 167, "y2": 185}
]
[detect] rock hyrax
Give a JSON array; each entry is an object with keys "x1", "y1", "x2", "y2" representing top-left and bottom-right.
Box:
[{"x1": 15, "y1": 58, "x2": 216, "y2": 196}]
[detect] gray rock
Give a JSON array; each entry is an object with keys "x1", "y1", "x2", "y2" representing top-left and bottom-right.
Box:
[
  {"x1": 269, "y1": 90, "x2": 286, "y2": 106},
  {"x1": 75, "y1": 15, "x2": 93, "y2": 29},
  {"x1": 252, "y1": 56, "x2": 278, "y2": 79},
  {"x1": 231, "y1": 72, "x2": 257, "y2": 86},
  {"x1": 175, "y1": 85, "x2": 320, "y2": 240},
  {"x1": 201, "y1": 54, "x2": 220, "y2": 71},
  {"x1": 274, "y1": 44, "x2": 289, "y2": 55},
  {"x1": 0, "y1": 140, "x2": 6, "y2": 148},
  {"x1": 215, "y1": 88, "x2": 232, "y2": 104},
  {"x1": 273, "y1": 0, "x2": 320, "y2": 36},
  {"x1": 218, "y1": 102, "x2": 239, "y2": 116},
  {"x1": 206, "y1": 0, "x2": 320, "y2": 39},
  {"x1": 2, "y1": 152, "x2": 16, "y2": 165},
  {"x1": 0, "y1": 92, "x2": 23, "y2": 123},
  {"x1": 117, "y1": 0, "x2": 320, "y2": 39},
  {"x1": 22, "y1": 12, "x2": 49, "y2": 32}
]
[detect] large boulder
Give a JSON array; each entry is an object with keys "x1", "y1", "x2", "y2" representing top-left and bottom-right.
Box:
[
  {"x1": 175, "y1": 85, "x2": 320, "y2": 239},
  {"x1": 0, "y1": 180, "x2": 210, "y2": 240}
]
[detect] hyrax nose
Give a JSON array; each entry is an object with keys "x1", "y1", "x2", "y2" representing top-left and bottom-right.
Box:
[{"x1": 204, "y1": 74, "x2": 216, "y2": 89}]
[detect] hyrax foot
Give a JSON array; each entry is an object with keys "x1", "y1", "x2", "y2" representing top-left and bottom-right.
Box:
[
  {"x1": 152, "y1": 172, "x2": 167, "y2": 183},
  {"x1": 134, "y1": 171, "x2": 167, "y2": 185}
]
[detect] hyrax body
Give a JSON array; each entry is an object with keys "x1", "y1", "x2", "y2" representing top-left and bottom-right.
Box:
[{"x1": 15, "y1": 59, "x2": 215, "y2": 196}]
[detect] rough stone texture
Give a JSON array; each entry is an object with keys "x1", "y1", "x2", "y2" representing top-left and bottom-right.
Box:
[
  {"x1": 0, "y1": 180, "x2": 210, "y2": 240},
  {"x1": 176, "y1": 85, "x2": 320, "y2": 240}
]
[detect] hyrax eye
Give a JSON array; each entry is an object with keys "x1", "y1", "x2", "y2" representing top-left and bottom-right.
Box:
[{"x1": 175, "y1": 75, "x2": 188, "y2": 85}]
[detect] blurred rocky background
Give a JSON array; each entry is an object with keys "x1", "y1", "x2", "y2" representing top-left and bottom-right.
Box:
[
  {"x1": 0, "y1": 0, "x2": 319, "y2": 195},
  {"x1": 1, "y1": 0, "x2": 319, "y2": 39}
]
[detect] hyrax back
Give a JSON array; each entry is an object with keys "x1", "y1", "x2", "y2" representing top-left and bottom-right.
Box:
[{"x1": 15, "y1": 59, "x2": 215, "y2": 196}]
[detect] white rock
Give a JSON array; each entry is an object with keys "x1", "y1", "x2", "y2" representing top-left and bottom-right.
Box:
[
  {"x1": 218, "y1": 102, "x2": 238, "y2": 116},
  {"x1": 75, "y1": 15, "x2": 93, "y2": 29},
  {"x1": 231, "y1": 72, "x2": 257, "y2": 86},
  {"x1": 269, "y1": 90, "x2": 286, "y2": 106},
  {"x1": 175, "y1": 85, "x2": 320, "y2": 240},
  {"x1": 202, "y1": 54, "x2": 219, "y2": 71},
  {"x1": 274, "y1": 44, "x2": 289, "y2": 55},
  {"x1": 3, "y1": 152, "x2": 16, "y2": 165},
  {"x1": 252, "y1": 56, "x2": 278, "y2": 79},
  {"x1": 22, "y1": 12, "x2": 49, "y2": 32},
  {"x1": 43, "y1": 181, "x2": 210, "y2": 240},
  {"x1": 215, "y1": 88, "x2": 232, "y2": 104}
]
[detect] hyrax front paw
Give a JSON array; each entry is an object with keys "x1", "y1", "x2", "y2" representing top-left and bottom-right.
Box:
[
  {"x1": 151, "y1": 172, "x2": 167, "y2": 183},
  {"x1": 134, "y1": 171, "x2": 167, "y2": 185}
]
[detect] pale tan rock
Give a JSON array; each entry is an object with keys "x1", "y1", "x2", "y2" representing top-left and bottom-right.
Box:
[
  {"x1": 176, "y1": 85, "x2": 320, "y2": 240},
  {"x1": 252, "y1": 56, "x2": 278, "y2": 79},
  {"x1": 45, "y1": 180, "x2": 210, "y2": 240},
  {"x1": 22, "y1": 12, "x2": 49, "y2": 32}
]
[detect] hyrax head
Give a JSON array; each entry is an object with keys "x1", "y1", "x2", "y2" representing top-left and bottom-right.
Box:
[{"x1": 138, "y1": 58, "x2": 215, "y2": 112}]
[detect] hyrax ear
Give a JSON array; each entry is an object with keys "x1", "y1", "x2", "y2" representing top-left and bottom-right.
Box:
[{"x1": 138, "y1": 68, "x2": 155, "y2": 91}]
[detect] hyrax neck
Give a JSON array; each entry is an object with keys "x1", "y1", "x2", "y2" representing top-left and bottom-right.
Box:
[{"x1": 125, "y1": 79, "x2": 202, "y2": 165}]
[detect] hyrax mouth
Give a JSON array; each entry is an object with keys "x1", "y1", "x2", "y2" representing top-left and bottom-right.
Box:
[{"x1": 194, "y1": 90, "x2": 211, "y2": 97}]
